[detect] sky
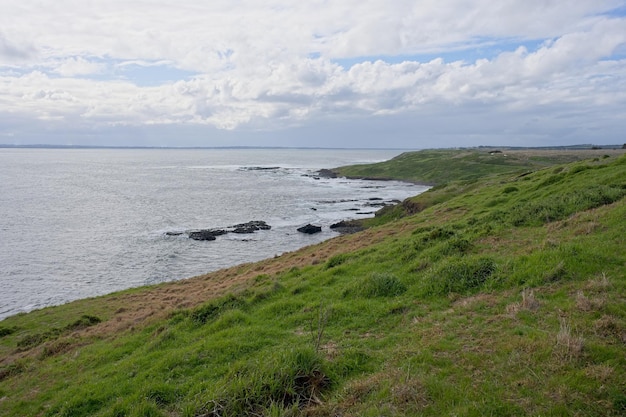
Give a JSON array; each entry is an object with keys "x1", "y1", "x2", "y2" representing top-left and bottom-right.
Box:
[{"x1": 1, "y1": 1, "x2": 625, "y2": 148}]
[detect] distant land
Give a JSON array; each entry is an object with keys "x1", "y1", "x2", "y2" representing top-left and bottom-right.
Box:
[
  {"x1": 0, "y1": 144, "x2": 414, "y2": 150},
  {"x1": 0, "y1": 143, "x2": 625, "y2": 150}
]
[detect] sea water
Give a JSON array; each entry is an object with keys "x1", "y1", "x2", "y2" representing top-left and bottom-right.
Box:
[{"x1": 0, "y1": 148, "x2": 426, "y2": 320}]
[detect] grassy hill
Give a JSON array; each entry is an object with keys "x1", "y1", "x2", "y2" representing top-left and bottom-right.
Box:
[
  {"x1": 332, "y1": 147, "x2": 625, "y2": 184},
  {"x1": 1, "y1": 149, "x2": 625, "y2": 416}
]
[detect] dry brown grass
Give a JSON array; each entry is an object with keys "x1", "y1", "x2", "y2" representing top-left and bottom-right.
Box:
[
  {"x1": 584, "y1": 364, "x2": 614, "y2": 382},
  {"x1": 594, "y1": 315, "x2": 626, "y2": 344},
  {"x1": 575, "y1": 290, "x2": 593, "y2": 312},
  {"x1": 587, "y1": 272, "x2": 611, "y2": 291},
  {"x1": 556, "y1": 318, "x2": 584, "y2": 360},
  {"x1": 331, "y1": 368, "x2": 430, "y2": 416},
  {"x1": 506, "y1": 288, "x2": 540, "y2": 315}
]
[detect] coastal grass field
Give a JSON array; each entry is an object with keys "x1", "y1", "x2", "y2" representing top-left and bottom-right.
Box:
[{"x1": 1, "y1": 148, "x2": 625, "y2": 416}]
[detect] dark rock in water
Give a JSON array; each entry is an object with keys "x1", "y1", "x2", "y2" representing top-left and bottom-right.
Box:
[
  {"x1": 231, "y1": 220, "x2": 271, "y2": 233},
  {"x1": 317, "y1": 169, "x2": 338, "y2": 178},
  {"x1": 330, "y1": 220, "x2": 364, "y2": 234},
  {"x1": 319, "y1": 199, "x2": 358, "y2": 204},
  {"x1": 241, "y1": 166, "x2": 280, "y2": 171},
  {"x1": 188, "y1": 230, "x2": 220, "y2": 241},
  {"x1": 170, "y1": 220, "x2": 271, "y2": 241},
  {"x1": 364, "y1": 201, "x2": 388, "y2": 207},
  {"x1": 297, "y1": 224, "x2": 322, "y2": 234}
]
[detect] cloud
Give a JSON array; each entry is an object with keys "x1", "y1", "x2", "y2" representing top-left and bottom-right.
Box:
[
  {"x1": 51, "y1": 57, "x2": 105, "y2": 76},
  {"x1": 0, "y1": 32, "x2": 37, "y2": 62},
  {"x1": 0, "y1": 1, "x2": 625, "y2": 146}
]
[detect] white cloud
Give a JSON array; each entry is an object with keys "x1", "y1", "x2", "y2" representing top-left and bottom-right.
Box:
[
  {"x1": 52, "y1": 57, "x2": 104, "y2": 76},
  {"x1": 0, "y1": 1, "x2": 625, "y2": 146}
]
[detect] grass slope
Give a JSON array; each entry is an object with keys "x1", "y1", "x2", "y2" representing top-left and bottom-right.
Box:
[
  {"x1": 333, "y1": 148, "x2": 625, "y2": 184},
  {"x1": 1, "y1": 150, "x2": 625, "y2": 417}
]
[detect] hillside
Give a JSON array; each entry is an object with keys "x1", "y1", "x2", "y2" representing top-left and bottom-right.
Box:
[
  {"x1": 332, "y1": 147, "x2": 626, "y2": 184},
  {"x1": 1, "y1": 149, "x2": 625, "y2": 416}
]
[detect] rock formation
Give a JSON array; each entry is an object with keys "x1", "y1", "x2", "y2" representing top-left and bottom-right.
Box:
[{"x1": 297, "y1": 224, "x2": 322, "y2": 234}]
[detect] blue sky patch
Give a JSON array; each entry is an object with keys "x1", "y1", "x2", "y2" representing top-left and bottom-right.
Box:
[
  {"x1": 331, "y1": 38, "x2": 549, "y2": 68},
  {"x1": 113, "y1": 62, "x2": 197, "y2": 87}
]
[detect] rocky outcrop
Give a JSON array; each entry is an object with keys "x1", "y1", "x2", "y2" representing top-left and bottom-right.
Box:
[
  {"x1": 231, "y1": 221, "x2": 272, "y2": 234},
  {"x1": 169, "y1": 221, "x2": 271, "y2": 241},
  {"x1": 297, "y1": 224, "x2": 322, "y2": 234},
  {"x1": 317, "y1": 169, "x2": 338, "y2": 178},
  {"x1": 188, "y1": 230, "x2": 225, "y2": 241},
  {"x1": 330, "y1": 220, "x2": 364, "y2": 234}
]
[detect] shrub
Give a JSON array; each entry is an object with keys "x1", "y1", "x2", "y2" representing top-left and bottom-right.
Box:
[
  {"x1": 0, "y1": 326, "x2": 18, "y2": 338},
  {"x1": 66, "y1": 315, "x2": 102, "y2": 331},
  {"x1": 358, "y1": 273, "x2": 407, "y2": 298},
  {"x1": 428, "y1": 257, "x2": 497, "y2": 295},
  {"x1": 205, "y1": 348, "x2": 331, "y2": 416},
  {"x1": 17, "y1": 332, "x2": 52, "y2": 349},
  {"x1": 0, "y1": 361, "x2": 26, "y2": 381},
  {"x1": 325, "y1": 253, "x2": 350, "y2": 269},
  {"x1": 442, "y1": 237, "x2": 472, "y2": 255}
]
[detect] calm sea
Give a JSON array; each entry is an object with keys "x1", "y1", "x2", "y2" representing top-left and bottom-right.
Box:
[{"x1": 0, "y1": 148, "x2": 426, "y2": 320}]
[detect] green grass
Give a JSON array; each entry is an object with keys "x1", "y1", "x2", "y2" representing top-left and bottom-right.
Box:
[
  {"x1": 1, "y1": 149, "x2": 625, "y2": 416},
  {"x1": 331, "y1": 148, "x2": 598, "y2": 185}
]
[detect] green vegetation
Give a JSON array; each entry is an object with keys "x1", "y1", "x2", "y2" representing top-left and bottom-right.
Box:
[
  {"x1": 333, "y1": 147, "x2": 622, "y2": 184},
  {"x1": 1, "y1": 149, "x2": 625, "y2": 416}
]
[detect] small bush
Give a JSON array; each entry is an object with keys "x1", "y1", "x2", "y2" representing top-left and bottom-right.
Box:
[
  {"x1": 0, "y1": 326, "x2": 18, "y2": 338},
  {"x1": 0, "y1": 361, "x2": 26, "y2": 381},
  {"x1": 429, "y1": 227, "x2": 456, "y2": 240},
  {"x1": 442, "y1": 237, "x2": 472, "y2": 255},
  {"x1": 325, "y1": 253, "x2": 350, "y2": 269},
  {"x1": 428, "y1": 257, "x2": 497, "y2": 295},
  {"x1": 358, "y1": 273, "x2": 407, "y2": 298},
  {"x1": 66, "y1": 315, "x2": 102, "y2": 331},
  {"x1": 40, "y1": 339, "x2": 75, "y2": 359},
  {"x1": 205, "y1": 348, "x2": 331, "y2": 416},
  {"x1": 502, "y1": 186, "x2": 519, "y2": 194},
  {"x1": 17, "y1": 332, "x2": 52, "y2": 349}
]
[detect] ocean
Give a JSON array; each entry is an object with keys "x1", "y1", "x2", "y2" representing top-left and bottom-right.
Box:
[{"x1": 0, "y1": 148, "x2": 427, "y2": 320}]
